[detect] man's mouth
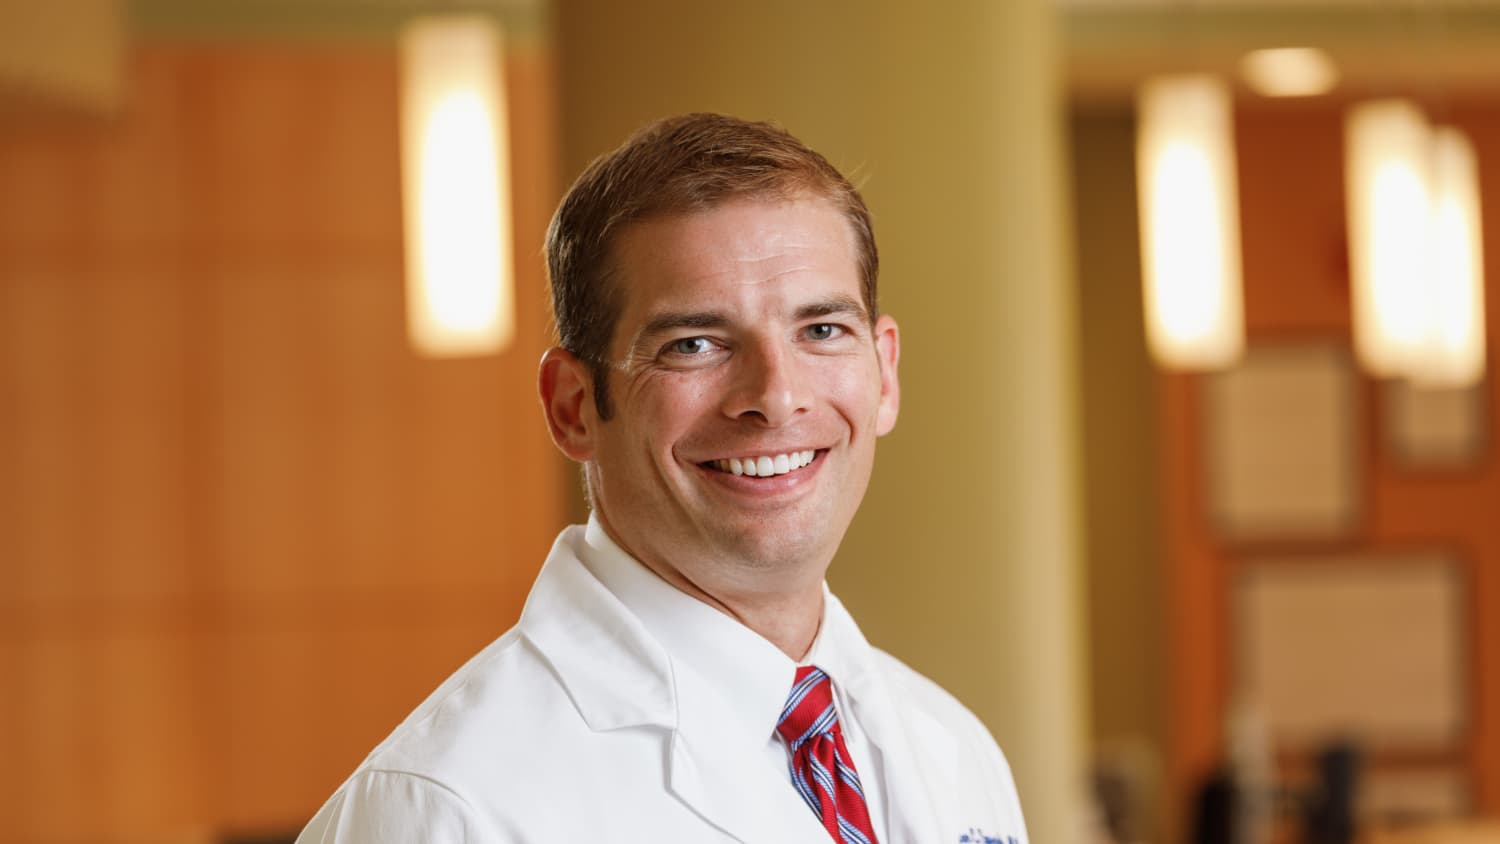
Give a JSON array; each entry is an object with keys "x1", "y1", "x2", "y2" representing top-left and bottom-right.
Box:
[{"x1": 701, "y1": 449, "x2": 819, "y2": 477}]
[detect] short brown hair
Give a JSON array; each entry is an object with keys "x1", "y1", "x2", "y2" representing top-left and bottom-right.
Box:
[{"x1": 545, "y1": 113, "x2": 878, "y2": 419}]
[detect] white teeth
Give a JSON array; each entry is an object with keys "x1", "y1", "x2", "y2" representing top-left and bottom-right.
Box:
[{"x1": 713, "y1": 450, "x2": 819, "y2": 476}]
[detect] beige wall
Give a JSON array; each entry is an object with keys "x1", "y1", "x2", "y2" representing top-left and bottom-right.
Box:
[
  {"x1": 1069, "y1": 105, "x2": 1170, "y2": 842},
  {"x1": 556, "y1": 2, "x2": 1091, "y2": 839}
]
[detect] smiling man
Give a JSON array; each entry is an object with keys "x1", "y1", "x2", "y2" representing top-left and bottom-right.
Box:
[{"x1": 298, "y1": 114, "x2": 1028, "y2": 844}]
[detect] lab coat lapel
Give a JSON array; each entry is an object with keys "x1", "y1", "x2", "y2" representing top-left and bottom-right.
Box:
[
  {"x1": 820, "y1": 592, "x2": 961, "y2": 844},
  {"x1": 667, "y1": 664, "x2": 830, "y2": 844},
  {"x1": 521, "y1": 529, "x2": 830, "y2": 843},
  {"x1": 517, "y1": 529, "x2": 676, "y2": 732},
  {"x1": 853, "y1": 681, "x2": 962, "y2": 844}
]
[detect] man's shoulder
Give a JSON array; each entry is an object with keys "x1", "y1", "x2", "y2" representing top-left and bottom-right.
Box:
[
  {"x1": 298, "y1": 628, "x2": 558, "y2": 842},
  {"x1": 357, "y1": 626, "x2": 567, "y2": 779}
]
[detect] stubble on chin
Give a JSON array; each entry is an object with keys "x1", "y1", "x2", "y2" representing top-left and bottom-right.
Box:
[{"x1": 691, "y1": 519, "x2": 839, "y2": 587}]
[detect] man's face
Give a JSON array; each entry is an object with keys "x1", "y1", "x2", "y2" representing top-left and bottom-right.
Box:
[{"x1": 573, "y1": 196, "x2": 899, "y2": 588}]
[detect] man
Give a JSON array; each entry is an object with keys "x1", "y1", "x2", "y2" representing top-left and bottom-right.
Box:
[{"x1": 298, "y1": 114, "x2": 1028, "y2": 844}]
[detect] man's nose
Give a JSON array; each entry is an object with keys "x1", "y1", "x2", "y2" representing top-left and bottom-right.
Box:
[{"x1": 722, "y1": 339, "x2": 812, "y2": 427}]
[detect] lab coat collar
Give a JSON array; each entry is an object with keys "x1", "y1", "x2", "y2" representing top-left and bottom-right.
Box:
[
  {"x1": 670, "y1": 660, "x2": 833, "y2": 842},
  {"x1": 575, "y1": 513, "x2": 892, "y2": 750},
  {"x1": 517, "y1": 526, "x2": 676, "y2": 732},
  {"x1": 853, "y1": 673, "x2": 960, "y2": 843},
  {"x1": 816, "y1": 594, "x2": 961, "y2": 844},
  {"x1": 805, "y1": 590, "x2": 879, "y2": 708},
  {"x1": 517, "y1": 525, "x2": 828, "y2": 842},
  {"x1": 580, "y1": 515, "x2": 797, "y2": 745},
  {"x1": 519, "y1": 525, "x2": 966, "y2": 842}
]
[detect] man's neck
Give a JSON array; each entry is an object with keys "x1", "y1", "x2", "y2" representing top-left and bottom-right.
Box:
[
  {"x1": 638, "y1": 559, "x2": 825, "y2": 661},
  {"x1": 592, "y1": 518, "x2": 826, "y2": 660}
]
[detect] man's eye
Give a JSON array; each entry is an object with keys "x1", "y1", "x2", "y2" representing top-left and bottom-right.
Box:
[
  {"x1": 669, "y1": 337, "x2": 713, "y2": 355},
  {"x1": 805, "y1": 323, "x2": 843, "y2": 341}
]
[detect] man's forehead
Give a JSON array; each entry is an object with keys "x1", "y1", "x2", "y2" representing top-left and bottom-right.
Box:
[
  {"x1": 618, "y1": 194, "x2": 852, "y2": 255},
  {"x1": 609, "y1": 198, "x2": 859, "y2": 297}
]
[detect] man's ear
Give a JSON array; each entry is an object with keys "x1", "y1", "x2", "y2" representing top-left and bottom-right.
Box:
[
  {"x1": 538, "y1": 347, "x2": 598, "y2": 462},
  {"x1": 873, "y1": 314, "x2": 901, "y2": 436}
]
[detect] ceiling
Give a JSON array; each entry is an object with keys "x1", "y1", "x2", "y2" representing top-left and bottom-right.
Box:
[
  {"x1": 10, "y1": 0, "x2": 1500, "y2": 117},
  {"x1": 123, "y1": 0, "x2": 1500, "y2": 104},
  {"x1": 1062, "y1": 2, "x2": 1500, "y2": 104},
  {"x1": 129, "y1": 0, "x2": 546, "y2": 42}
]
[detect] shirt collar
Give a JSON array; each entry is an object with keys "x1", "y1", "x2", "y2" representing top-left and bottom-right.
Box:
[
  {"x1": 580, "y1": 515, "x2": 797, "y2": 741},
  {"x1": 578, "y1": 516, "x2": 883, "y2": 741},
  {"x1": 804, "y1": 588, "x2": 881, "y2": 703}
]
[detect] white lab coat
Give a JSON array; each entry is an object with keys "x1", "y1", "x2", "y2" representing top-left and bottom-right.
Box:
[{"x1": 297, "y1": 526, "x2": 1029, "y2": 844}]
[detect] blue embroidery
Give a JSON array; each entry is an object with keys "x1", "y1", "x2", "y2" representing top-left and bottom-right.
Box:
[{"x1": 958, "y1": 828, "x2": 1018, "y2": 844}]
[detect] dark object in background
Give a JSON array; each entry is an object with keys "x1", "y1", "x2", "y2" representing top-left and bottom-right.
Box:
[
  {"x1": 1190, "y1": 765, "x2": 1237, "y2": 844},
  {"x1": 1189, "y1": 739, "x2": 1364, "y2": 844},
  {"x1": 222, "y1": 832, "x2": 298, "y2": 844},
  {"x1": 1091, "y1": 757, "x2": 1145, "y2": 844},
  {"x1": 1304, "y1": 742, "x2": 1361, "y2": 844}
]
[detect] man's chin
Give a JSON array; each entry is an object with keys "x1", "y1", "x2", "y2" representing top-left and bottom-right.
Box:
[{"x1": 701, "y1": 525, "x2": 838, "y2": 574}]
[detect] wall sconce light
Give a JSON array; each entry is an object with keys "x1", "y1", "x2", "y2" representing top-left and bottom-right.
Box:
[
  {"x1": 1426, "y1": 127, "x2": 1487, "y2": 387},
  {"x1": 1136, "y1": 74, "x2": 1246, "y2": 371},
  {"x1": 1345, "y1": 100, "x2": 1433, "y2": 379},
  {"x1": 399, "y1": 15, "x2": 513, "y2": 358},
  {"x1": 1345, "y1": 100, "x2": 1486, "y2": 387}
]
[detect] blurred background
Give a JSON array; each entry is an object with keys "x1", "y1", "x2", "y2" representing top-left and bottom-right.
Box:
[{"x1": 2, "y1": 1, "x2": 1498, "y2": 842}]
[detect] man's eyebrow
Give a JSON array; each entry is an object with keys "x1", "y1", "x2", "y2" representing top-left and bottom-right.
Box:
[
  {"x1": 638, "y1": 310, "x2": 730, "y2": 340},
  {"x1": 794, "y1": 296, "x2": 868, "y2": 322},
  {"x1": 633, "y1": 296, "x2": 869, "y2": 349}
]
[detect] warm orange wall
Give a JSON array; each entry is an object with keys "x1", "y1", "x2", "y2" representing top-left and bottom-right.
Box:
[
  {"x1": 1163, "y1": 101, "x2": 1500, "y2": 820},
  {"x1": 0, "y1": 42, "x2": 564, "y2": 840}
]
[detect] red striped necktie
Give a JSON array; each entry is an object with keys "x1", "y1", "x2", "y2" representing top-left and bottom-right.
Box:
[{"x1": 776, "y1": 665, "x2": 880, "y2": 844}]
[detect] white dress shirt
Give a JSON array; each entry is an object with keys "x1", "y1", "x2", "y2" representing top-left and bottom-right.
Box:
[{"x1": 579, "y1": 515, "x2": 890, "y2": 841}]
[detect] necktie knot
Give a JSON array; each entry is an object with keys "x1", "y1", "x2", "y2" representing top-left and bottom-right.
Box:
[
  {"x1": 777, "y1": 665, "x2": 879, "y2": 844},
  {"x1": 777, "y1": 665, "x2": 838, "y2": 750}
]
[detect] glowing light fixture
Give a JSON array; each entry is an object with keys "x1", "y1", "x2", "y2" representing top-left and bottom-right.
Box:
[
  {"x1": 1136, "y1": 74, "x2": 1246, "y2": 370},
  {"x1": 399, "y1": 15, "x2": 513, "y2": 357},
  {"x1": 1424, "y1": 127, "x2": 1486, "y2": 387},
  {"x1": 1345, "y1": 100, "x2": 1487, "y2": 386},
  {"x1": 1345, "y1": 100, "x2": 1432, "y2": 379},
  {"x1": 1240, "y1": 47, "x2": 1338, "y2": 98}
]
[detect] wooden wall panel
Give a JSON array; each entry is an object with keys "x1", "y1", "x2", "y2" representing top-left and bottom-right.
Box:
[
  {"x1": 1236, "y1": 107, "x2": 1351, "y2": 334},
  {"x1": 0, "y1": 41, "x2": 564, "y2": 841}
]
